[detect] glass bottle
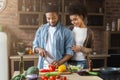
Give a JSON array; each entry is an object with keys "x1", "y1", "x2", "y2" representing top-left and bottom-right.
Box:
[
  {"x1": 33, "y1": 0, "x2": 36, "y2": 12},
  {"x1": 88, "y1": 59, "x2": 93, "y2": 71},
  {"x1": 19, "y1": 56, "x2": 24, "y2": 74},
  {"x1": 112, "y1": 20, "x2": 116, "y2": 31},
  {"x1": 22, "y1": 0, "x2": 26, "y2": 11},
  {"x1": 106, "y1": 23, "x2": 110, "y2": 31}
]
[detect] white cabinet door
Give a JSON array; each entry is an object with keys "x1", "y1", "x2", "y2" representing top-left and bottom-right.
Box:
[{"x1": 0, "y1": 32, "x2": 8, "y2": 80}]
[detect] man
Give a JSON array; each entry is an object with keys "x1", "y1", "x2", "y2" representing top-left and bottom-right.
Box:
[{"x1": 33, "y1": 5, "x2": 74, "y2": 69}]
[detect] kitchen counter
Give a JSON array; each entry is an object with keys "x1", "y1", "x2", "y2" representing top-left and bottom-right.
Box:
[
  {"x1": 10, "y1": 55, "x2": 39, "y2": 59},
  {"x1": 89, "y1": 54, "x2": 110, "y2": 58},
  {"x1": 10, "y1": 55, "x2": 39, "y2": 76},
  {"x1": 63, "y1": 73, "x2": 103, "y2": 80},
  {"x1": 13, "y1": 71, "x2": 103, "y2": 80},
  {"x1": 10, "y1": 54, "x2": 110, "y2": 76},
  {"x1": 89, "y1": 54, "x2": 110, "y2": 67},
  {"x1": 10, "y1": 54, "x2": 110, "y2": 59}
]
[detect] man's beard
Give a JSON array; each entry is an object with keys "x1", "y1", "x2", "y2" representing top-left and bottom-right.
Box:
[{"x1": 49, "y1": 22, "x2": 57, "y2": 27}]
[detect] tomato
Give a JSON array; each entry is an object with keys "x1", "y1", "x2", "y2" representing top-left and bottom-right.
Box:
[
  {"x1": 49, "y1": 65, "x2": 55, "y2": 72},
  {"x1": 49, "y1": 76, "x2": 56, "y2": 80},
  {"x1": 39, "y1": 69, "x2": 50, "y2": 72},
  {"x1": 41, "y1": 76, "x2": 48, "y2": 80},
  {"x1": 61, "y1": 76, "x2": 67, "y2": 80},
  {"x1": 55, "y1": 75, "x2": 61, "y2": 79}
]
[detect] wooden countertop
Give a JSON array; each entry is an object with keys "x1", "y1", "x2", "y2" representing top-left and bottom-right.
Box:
[
  {"x1": 13, "y1": 71, "x2": 103, "y2": 80},
  {"x1": 10, "y1": 55, "x2": 39, "y2": 59},
  {"x1": 89, "y1": 54, "x2": 110, "y2": 58},
  {"x1": 63, "y1": 73, "x2": 103, "y2": 80},
  {"x1": 10, "y1": 54, "x2": 110, "y2": 59}
]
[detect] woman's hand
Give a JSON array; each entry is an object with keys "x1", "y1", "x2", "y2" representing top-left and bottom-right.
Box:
[
  {"x1": 35, "y1": 47, "x2": 46, "y2": 57},
  {"x1": 71, "y1": 45, "x2": 81, "y2": 53}
]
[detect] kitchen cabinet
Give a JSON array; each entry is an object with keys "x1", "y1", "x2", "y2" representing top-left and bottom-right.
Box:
[
  {"x1": 17, "y1": 0, "x2": 62, "y2": 29},
  {"x1": 104, "y1": 31, "x2": 120, "y2": 67},
  {"x1": 0, "y1": 32, "x2": 8, "y2": 80},
  {"x1": 85, "y1": 0, "x2": 105, "y2": 28},
  {"x1": 17, "y1": 0, "x2": 41, "y2": 29},
  {"x1": 17, "y1": 0, "x2": 105, "y2": 29},
  {"x1": 89, "y1": 55, "x2": 110, "y2": 68},
  {"x1": 63, "y1": 0, "x2": 105, "y2": 27},
  {"x1": 10, "y1": 55, "x2": 38, "y2": 76}
]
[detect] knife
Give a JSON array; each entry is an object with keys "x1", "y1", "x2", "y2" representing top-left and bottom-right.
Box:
[
  {"x1": 44, "y1": 55, "x2": 51, "y2": 64},
  {"x1": 45, "y1": 52, "x2": 55, "y2": 60}
]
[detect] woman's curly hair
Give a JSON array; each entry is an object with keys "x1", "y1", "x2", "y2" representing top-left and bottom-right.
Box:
[{"x1": 68, "y1": 2, "x2": 87, "y2": 19}]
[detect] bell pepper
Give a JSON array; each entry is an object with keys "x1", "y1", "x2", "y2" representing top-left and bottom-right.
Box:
[
  {"x1": 49, "y1": 65, "x2": 55, "y2": 72},
  {"x1": 39, "y1": 69, "x2": 50, "y2": 72},
  {"x1": 58, "y1": 64, "x2": 66, "y2": 72}
]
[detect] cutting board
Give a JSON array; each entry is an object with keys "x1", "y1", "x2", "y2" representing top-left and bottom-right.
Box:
[{"x1": 40, "y1": 71, "x2": 71, "y2": 76}]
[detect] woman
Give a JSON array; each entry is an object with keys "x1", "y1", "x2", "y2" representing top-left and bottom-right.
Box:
[{"x1": 68, "y1": 3, "x2": 95, "y2": 68}]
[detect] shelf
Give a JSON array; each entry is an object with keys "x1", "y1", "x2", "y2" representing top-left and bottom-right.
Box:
[
  {"x1": 19, "y1": 25, "x2": 39, "y2": 29},
  {"x1": 64, "y1": 0, "x2": 84, "y2": 12},
  {"x1": 10, "y1": 55, "x2": 38, "y2": 59},
  {"x1": 18, "y1": 11, "x2": 41, "y2": 14},
  {"x1": 110, "y1": 54, "x2": 120, "y2": 56},
  {"x1": 17, "y1": 0, "x2": 105, "y2": 29},
  {"x1": 41, "y1": 0, "x2": 62, "y2": 12},
  {"x1": 18, "y1": 0, "x2": 41, "y2": 12},
  {"x1": 19, "y1": 14, "x2": 39, "y2": 25},
  {"x1": 87, "y1": 15, "x2": 104, "y2": 26},
  {"x1": 88, "y1": 13, "x2": 104, "y2": 16},
  {"x1": 109, "y1": 47, "x2": 120, "y2": 50},
  {"x1": 88, "y1": 26, "x2": 104, "y2": 28},
  {"x1": 86, "y1": 0, "x2": 105, "y2": 13},
  {"x1": 89, "y1": 54, "x2": 110, "y2": 58},
  {"x1": 109, "y1": 31, "x2": 120, "y2": 34}
]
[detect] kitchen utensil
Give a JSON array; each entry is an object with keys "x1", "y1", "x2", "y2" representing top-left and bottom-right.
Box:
[
  {"x1": 44, "y1": 52, "x2": 56, "y2": 64},
  {"x1": 100, "y1": 67, "x2": 120, "y2": 74},
  {"x1": 44, "y1": 56, "x2": 51, "y2": 64}
]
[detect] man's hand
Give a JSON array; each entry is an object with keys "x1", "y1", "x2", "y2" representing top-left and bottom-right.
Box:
[
  {"x1": 51, "y1": 60, "x2": 61, "y2": 68},
  {"x1": 51, "y1": 54, "x2": 72, "y2": 68},
  {"x1": 35, "y1": 47, "x2": 46, "y2": 57}
]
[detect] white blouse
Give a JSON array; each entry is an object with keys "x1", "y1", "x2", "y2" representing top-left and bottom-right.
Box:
[{"x1": 72, "y1": 27, "x2": 87, "y2": 61}]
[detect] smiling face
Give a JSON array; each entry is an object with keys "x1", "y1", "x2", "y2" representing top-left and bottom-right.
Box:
[
  {"x1": 70, "y1": 14, "x2": 86, "y2": 28},
  {"x1": 45, "y1": 12, "x2": 59, "y2": 26}
]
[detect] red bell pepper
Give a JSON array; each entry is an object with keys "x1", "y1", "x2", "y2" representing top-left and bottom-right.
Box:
[
  {"x1": 49, "y1": 65, "x2": 55, "y2": 72},
  {"x1": 39, "y1": 69, "x2": 50, "y2": 72}
]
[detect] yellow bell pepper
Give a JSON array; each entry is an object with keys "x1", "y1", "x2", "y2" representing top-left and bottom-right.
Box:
[{"x1": 58, "y1": 64, "x2": 67, "y2": 72}]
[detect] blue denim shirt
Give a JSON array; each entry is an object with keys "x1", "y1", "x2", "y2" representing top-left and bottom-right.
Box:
[{"x1": 33, "y1": 22, "x2": 74, "y2": 69}]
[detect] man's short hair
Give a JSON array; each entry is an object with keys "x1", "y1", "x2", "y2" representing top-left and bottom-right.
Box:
[{"x1": 45, "y1": 5, "x2": 58, "y2": 13}]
